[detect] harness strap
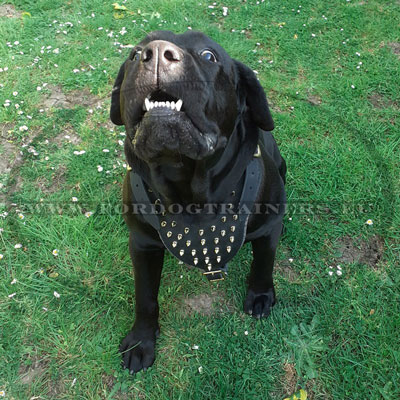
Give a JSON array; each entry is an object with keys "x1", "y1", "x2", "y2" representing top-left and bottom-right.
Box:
[{"x1": 129, "y1": 146, "x2": 262, "y2": 280}]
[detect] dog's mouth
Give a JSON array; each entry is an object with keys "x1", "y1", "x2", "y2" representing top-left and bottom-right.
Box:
[
  {"x1": 142, "y1": 90, "x2": 184, "y2": 113},
  {"x1": 129, "y1": 88, "x2": 221, "y2": 163}
]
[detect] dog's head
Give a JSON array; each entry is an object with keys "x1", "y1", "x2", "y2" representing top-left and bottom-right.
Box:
[{"x1": 110, "y1": 30, "x2": 273, "y2": 165}]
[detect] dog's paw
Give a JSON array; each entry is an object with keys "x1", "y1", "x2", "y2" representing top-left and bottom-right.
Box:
[
  {"x1": 119, "y1": 328, "x2": 158, "y2": 374},
  {"x1": 244, "y1": 288, "x2": 276, "y2": 319}
]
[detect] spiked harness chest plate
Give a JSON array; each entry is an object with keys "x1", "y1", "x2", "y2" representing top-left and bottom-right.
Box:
[{"x1": 129, "y1": 149, "x2": 262, "y2": 281}]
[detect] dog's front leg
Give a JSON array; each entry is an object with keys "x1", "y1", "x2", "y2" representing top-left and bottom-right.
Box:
[
  {"x1": 244, "y1": 221, "x2": 282, "y2": 319},
  {"x1": 120, "y1": 231, "x2": 164, "y2": 374}
]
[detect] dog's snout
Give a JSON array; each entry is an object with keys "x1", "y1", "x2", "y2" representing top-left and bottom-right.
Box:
[{"x1": 141, "y1": 40, "x2": 182, "y2": 66}]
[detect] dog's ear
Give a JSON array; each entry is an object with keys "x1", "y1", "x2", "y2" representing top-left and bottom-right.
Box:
[
  {"x1": 234, "y1": 60, "x2": 274, "y2": 131},
  {"x1": 110, "y1": 61, "x2": 126, "y2": 126}
]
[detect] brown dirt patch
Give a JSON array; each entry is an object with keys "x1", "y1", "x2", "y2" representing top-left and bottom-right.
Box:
[
  {"x1": 275, "y1": 362, "x2": 330, "y2": 400},
  {"x1": 276, "y1": 246, "x2": 300, "y2": 282},
  {"x1": 268, "y1": 90, "x2": 285, "y2": 113},
  {"x1": 43, "y1": 85, "x2": 103, "y2": 110},
  {"x1": 282, "y1": 362, "x2": 298, "y2": 396},
  {"x1": 0, "y1": 133, "x2": 22, "y2": 176},
  {"x1": 368, "y1": 92, "x2": 398, "y2": 109},
  {"x1": 37, "y1": 165, "x2": 67, "y2": 194},
  {"x1": 102, "y1": 373, "x2": 116, "y2": 390},
  {"x1": 182, "y1": 292, "x2": 233, "y2": 316},
  {"x1": 388, "y1": 42, "x2": 400, "y2": 57},
  {"x1": 1, "y1": 124, "x2": 24, "y2": 202},
  {"x1": 333, "y1": 235, "x2": 384, "y2": 268},
  {"x1": 305, "y1": 379, "x2": 332, "y2": 400},
  {"x1": 20, "y1": 355, "x2": 65, "y2": 397},
  {"x1": 270, "y1": 103, "x2": 284, "y2": 113},
  {"x1": 1, "y1": 123, "x2": 41, "y2": 173},
  {"x1": 0, "y1": 122, "x2": 14, "y2": 139},
  {"x1": 19, "y1": 357, "x2": 48, "y2": 385},
  {"x1": 307, "y1": 95, "x2": 322, "y2": 106},
  {"x1": 52, "y1": 127, "x2": 81, "y2": 147},
  {"x1": 276, "y1": 261, "x2": 299, "y2": 282},
  {"x1": 0, "y1": 4, "x2": 21, "y2": 18},
  {"x1": 47, "y1": 379, "x2": 66, "y2": 397}
]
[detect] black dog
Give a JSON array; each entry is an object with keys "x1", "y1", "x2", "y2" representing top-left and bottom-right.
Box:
[{"x1": 110, "y1": 30, "x2": 286, "y2": 374}]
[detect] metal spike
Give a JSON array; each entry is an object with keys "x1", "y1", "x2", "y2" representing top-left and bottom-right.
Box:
[
  {"x1": 162, "y1": 211, "x2": 166, "y2": 216},
  {"x1": 191, "y1": 249, "x2": 196, "y2": 256},
  {"x1": 205, "y1": 257, "x2": 210, "y2": 264},
  {"x1": 231, "y1": 226, "x2": 236, "y2": 232},
  {"x1": 148, "y1": 188, "x2": 153, "y2": 193},
  {"x1": 231, "y1": 190, "x2": 235, "y2": 196},
  {"x1": 230, "y1": 236, "x2": 234, "y2": 243},
  {"x1": 186, "y1": 240, "x2": 191, "y2": 247},
  {"x1": 217, "y1": 255, "x2": 221, "y2": 263},
  {"x1": 207, "y1": 264, "x2": 212, "y2": 271},
  {"x1": 177, "y1": 234, "x2": 182, "y2": 240},
  {"x1": 179, "y1": 249, "x2": 184, "y2": 256},
  {"x1": 199, "y1": 229, "x2": 204, "y2": 236},
  {"x1": 221, "y1": 216, "x2": 227, "y2": 222},
  {"x1": 155, "y1": 199, "x2": 161, "y2": 205},
  {"x1": 227, "y1": 246, "x2": 231, "y2": 253},
  {"x1": 211, "y1": 225, "x2": 216, "y2": 232},
  {"x1": 201, "y1": 238, "x2": 206, "y2": 246},
  {"x1": 184, "y1": 227, "x2": 189, "y2": 234},
  {"x1": 161, "y1": 221, "x2": 167, "y2": 227},
  {"x1": 194, "y1": 258, "x2": 198, "y2": 265},
  {"x1": 215, "y1": 247, "x2": 219, "y2": 254},
  {"x1": 233, "y1": 214, "x2": 238, "y2": 220},
  {"x1": 171, "y1": 221, "x2": 176, "y2": 227},
  {"x1": 221, "y1": 230, "x2": 226, "y2": 237},
  {"x1": 214, "y1": 238, "x2": 219, "y2": 244},
  {"x1": 228, "y1": 203, "x2": 233, "y2": 209},
  {"x1": 203, "y1": 248, "x2": 208, "y2": 255},
  {"x1": 167, "y1": 231, "x2": 172, "y2": 238},
  {"x1": 172, "y1": 241, "x2": 177, "y2": 248}
]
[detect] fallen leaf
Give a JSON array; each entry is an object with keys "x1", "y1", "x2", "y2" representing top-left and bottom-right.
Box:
[{"x1": 112, "y1": 3, "x2": 127, "y2": 10}]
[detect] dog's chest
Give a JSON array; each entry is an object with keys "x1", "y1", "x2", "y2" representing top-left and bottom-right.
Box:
[{"x1": 130, "y1": 157, "x2": 262, "y2": 280}]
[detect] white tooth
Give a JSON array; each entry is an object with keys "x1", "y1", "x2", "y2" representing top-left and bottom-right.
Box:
[
  {"x1": 176, "y1": 99, "x2": 183, "y2": 111},
  {"x1": 171, "y1": 101, "x2": 176, "y2": 110},
  {"x1": 145, "y1": 98, "x2": 151, "y2": 111},
  {"x1": 161, "y1": 102, "x2": 165, "y2": 107},
  {"x1": 166, "y1": 101, "x2": 171, "y2": 108},
  {"x1": 155, "y1": 101, "x2": 159, "y2": 107},
  {"x1": 150, "y1": 102, "x2": 155, "y2": 109}
]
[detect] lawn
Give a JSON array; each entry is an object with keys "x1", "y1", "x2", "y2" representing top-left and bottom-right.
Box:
[{"x1": 0, "y1": 0, "x2": 399, "y2": 399}]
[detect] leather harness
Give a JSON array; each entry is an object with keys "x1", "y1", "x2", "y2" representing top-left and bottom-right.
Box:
[{"x1": 129, "y1": 146, "x2": 262, "y2": 281}]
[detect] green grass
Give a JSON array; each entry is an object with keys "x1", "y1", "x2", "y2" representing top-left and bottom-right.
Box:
[{"x1": 0, "y1": 0, "x2": 399, "y2": 398}]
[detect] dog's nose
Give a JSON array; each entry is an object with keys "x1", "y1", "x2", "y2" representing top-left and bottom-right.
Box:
[{"x1": 141, "y1": 40, "x2": 182, "y2": 67}]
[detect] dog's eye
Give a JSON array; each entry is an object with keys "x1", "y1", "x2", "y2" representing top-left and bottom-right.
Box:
[
  {"x1": 200, "y1": 49, "x2": 217, "y2": 63},
  {"x1": 132, "y1": 50, "x2": 142, "y2": 61}
]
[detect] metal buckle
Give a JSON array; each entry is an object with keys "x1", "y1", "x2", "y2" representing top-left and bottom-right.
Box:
[
  {"x1": 203, "y1": 270, "x2": 224, "y2": 282},
  {"x1": 253, "y1": 145, "x2": 261, "y2": 158}
]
